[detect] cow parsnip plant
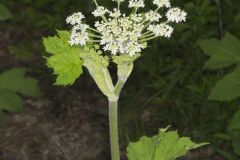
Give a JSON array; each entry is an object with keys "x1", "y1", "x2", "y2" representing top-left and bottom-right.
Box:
[{"x1": 44, "y1": 0, "x2": 207, "y2": 159}]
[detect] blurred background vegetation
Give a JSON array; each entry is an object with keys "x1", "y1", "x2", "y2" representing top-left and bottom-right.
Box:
[{"x1": 0, "y1": 0, "x2": 240, "y2": 160}]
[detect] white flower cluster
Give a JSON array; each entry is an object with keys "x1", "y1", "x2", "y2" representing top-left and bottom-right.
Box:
[
  {"x1": 113, "y1": 0, "x2": 125, "y2": 2},
  {"x1": 166, "y1": 7, "x2": 187, "y2": 23},
  {"x1": 153, "y1": 0, "x2": 171, "y2": 8},
  {"x1": 109, "y1": 8, "x2": 121, "y2": 18},
  {"x1": 66, "y1": 0, "x2": 187, "y2": 56},
  {"x1": 95, "y1": 14, "x2": 145, "y2": 56},
  {"x1": 66, "y1": 12, "x2": 85, "y2": 25},
  {"x1": 92, "y1": 6, "x2": 109, "y2": 17},
  {"x1": 66, "y1": 13, "x2": 89, "y2": 45},
  {"x1": 129, "y1": 0, "x2": 145, "y2": 8},
  {"x1": 148, "y1": 24, "x2": 173, "y2": 38},
  {"x1": 145, "y1": 10, "x2": 162, "y2": 22},
  {"x1": 69, "y1": 24, "x2": 89, "y2": 46}
]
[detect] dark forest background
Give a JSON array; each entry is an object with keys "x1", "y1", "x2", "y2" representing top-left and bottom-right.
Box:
[{"x1": 0, "y1": 0, "x2": 240, "y2": 159}]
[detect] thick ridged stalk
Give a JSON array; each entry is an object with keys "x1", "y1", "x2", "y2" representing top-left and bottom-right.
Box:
[
  {"x1": 109, "y1": 100, "x2": 120, "y2": 160},
  {"x1": 108, "y1": 79, "x2": 125, "y2": 160}
]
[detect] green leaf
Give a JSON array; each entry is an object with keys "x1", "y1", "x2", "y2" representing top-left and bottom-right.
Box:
[
  {"x1": 0, "y1": 68, "x2": 41, "y2": 122},
  {"x1": 213, "y1": 133, "x2": 231, "y2": 141},
  {"x1": 228, "y1": 131, "x2": 240, "y2": 155},
  {"x1": 43, "y1": 30, "x2": 72, "y2": 55},
  {"x1": 0, "y1": 3, "x2": 12, "y2": 21},
  {"x1": 127, "y1": 136, "x2": 157, "y2": 160},
  {"x1": 0, "y1": 68, "x2": 41, "y2": 96},
  {"x1": 127, "y1": 127, "x2": 208, "y2": 160},
  {"x1": 208, "y1": 66, "x2": 240, "y2": 101},
  {"x1": 229, "y1": 110, "x2": 240, "y2": 130},
  {"x1": 232, "y1": 136, "x2": 240, "y2": 155},
  {"x1": 8, "y1": 44, "x2": 34, "y2": 60},
  {"x1": 0, "y1": 68, "x2": 41, "y2": 97},
  {"x1": 216, "y1": 149, "x2": 237, "y2": 160},
  {"x1": 47, "y1": 50, "x2": 83, "y2": 85},
  {"x1": 199, "y1": 32, "x2": 240, "y2": 70},
  {"x1": 0, "y1": 92, "x2": 22, "y2": 112},
  {"x1": 43, "y1": 30, "x2": 84, "y2": 85},
  {"x1": 199, "y1": 33, "x2": 240, "y2": 101}
]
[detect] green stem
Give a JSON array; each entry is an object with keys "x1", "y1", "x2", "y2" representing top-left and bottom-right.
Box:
[
  {"x1": 109, "y1": 78, "x2": 126, "y2": 160},
  {"x1": 114, "y1": 79, "x2": 125, "y2": 96},
  {"x1": 140, "y1": 32, "x2": 155, "y2": 39},
  {"x1": 139, "y1": 35, "x2": 158, "y2": 42},
  {"x1": 141, "y1": 30, "x2": 152, "y2": 36},
  {"x1": 89, "y1": 27, "x2": 101, "y2": 34},
  {"x1": 93, "y1": 0, "x2": 108, "y2": 22},
  {"x1": 117, "y1": 1, "x2": 120, "y2": 10},
  {"x1": 89, "y1": 34, "x2": 102, "y2": 38},
  {"x1": 109, "y1": 100, "x2": 120, "y2": 160}
]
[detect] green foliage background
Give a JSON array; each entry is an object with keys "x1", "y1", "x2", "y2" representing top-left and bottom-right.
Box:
[{"x1": 1, "y1": 0, "x2": 240, "y2": 159}]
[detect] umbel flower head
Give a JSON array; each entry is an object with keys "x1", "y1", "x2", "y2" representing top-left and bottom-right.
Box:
[{"x1": 66, "y1": 0, "x2": 187, "y2": 57}]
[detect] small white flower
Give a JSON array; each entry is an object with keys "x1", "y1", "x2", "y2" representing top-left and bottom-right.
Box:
[
  {"x1": 69, "y1": 24, "x2": 89, "y2": 46},
  {"x1": 120, "y1": 0, "x2": 125, "y2": 1},
  {"x1": 148, "y1": 24, "x2": 173, "y2": 38},
  {"x1": 103, "y1": 42, "x2": 119, "y2": 55},
  {"x1": 153, "y1": 0, "x2": 171, "y2": 8},
  {"x1": 112, "y1": 0, "x2": 125, "y2": 2},
  {"x1": 95, "y1": 15, "x2": 144, "y2": 56},
  {"x1": 73, "y1": 24, "x2": 89, "y2": 32},
  {"x1": 70, "y1": 32, "x2": 89, "y2": 46},
  {"x1": 126, "y1": 42, "x2": 144, "y2": 56},
  {"x1": 129, "y1": 0, "x2": 145, "y2": 8},
  {"x1": 145, "y1": 10, "x2": 162, "y2": 22},
  {"x1": 166, "y1": 7, "x2": 187, "y2": 23},
  {"x1": 109, "y1": 8, "x2": 121, "y2": 18},
  {"x1": 92, "y1": 6, "x2": 109, "y2": 17},
  {"x1": 130, "y1": 14, "x2": 143, "y2": 22},
  {"x1": 66, "y1": 12, "x2": 85, "y2": 25}
]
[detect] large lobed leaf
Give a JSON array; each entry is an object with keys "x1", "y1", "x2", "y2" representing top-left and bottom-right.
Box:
[
  {"x1": 43, "y1": 30, "x2": 116, "y2": 99},
  {"x1": 0, "y1": 68, "x2": 41, "y2": 118},
  {"x1": 199, "y1": 32, "x2": 240, "y2": 70},
  {"x1": 199, "y1": 32, "x2": 240, "y2": 101},
  {"x1": 228, "y1": 109, "x2": 240, "y2": 130},
  {"x1": 0, "y1": 3, "x2": 12, "y2": 21},
  {"x1": 43, "y1": 30, "x2": 83, "y2": 85},
  {"x1": 0, "y1": 92, "x2": 22, "y2": 112},
  {"x1": 0, "y1": 68, "x2": 41, "y2": 97},
  {"x1": 127, "y1": 127, "x2": 208, "y2": 160},
  {"x1": 208, "y1": 66, "x2": 240, "y2": 101}
]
